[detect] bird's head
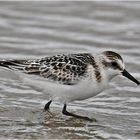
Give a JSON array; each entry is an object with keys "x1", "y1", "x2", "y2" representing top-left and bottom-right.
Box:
[{"x1": 100, "y1": 51, "x2": 140, "y2": 85}]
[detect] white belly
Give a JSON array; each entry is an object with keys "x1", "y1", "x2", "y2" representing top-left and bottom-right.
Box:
[
  {"x1": 57, "y1": 78, "x2": 107, "y2": 102},
  {"x1": 20, "y1": 73, "x2": 108, "y2": 103}
]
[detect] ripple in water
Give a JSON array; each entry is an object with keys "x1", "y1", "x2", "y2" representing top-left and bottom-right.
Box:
[{"x1": 0, "y1": 1, "x2": 140, "y2": 139}]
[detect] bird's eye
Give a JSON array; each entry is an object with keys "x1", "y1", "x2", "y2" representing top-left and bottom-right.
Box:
[{"x1": 111, "y1": 62, "x2": 118, "y2": 67}]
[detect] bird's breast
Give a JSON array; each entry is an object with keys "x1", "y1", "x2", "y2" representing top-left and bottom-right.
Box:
[{"x1": 66, "y1": 76, "x2": 108, "y2": 101}]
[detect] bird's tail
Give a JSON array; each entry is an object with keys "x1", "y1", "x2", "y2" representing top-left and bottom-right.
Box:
[{"x1": 0, "y1": 59, "x2": 31, "y2": 70}]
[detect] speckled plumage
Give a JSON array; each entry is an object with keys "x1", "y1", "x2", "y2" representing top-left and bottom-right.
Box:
[{"x1": 0, "y1": 53, "x2": 100, "y2": 85}]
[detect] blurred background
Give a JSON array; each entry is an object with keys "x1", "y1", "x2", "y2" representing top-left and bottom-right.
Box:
[{"x1": 0, "y1": 1, "x2": 140, "y2": 139}]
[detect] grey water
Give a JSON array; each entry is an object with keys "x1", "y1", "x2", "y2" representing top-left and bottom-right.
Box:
[{"x1": 0, "y1": 1, "x2": 140, "y2": 139}]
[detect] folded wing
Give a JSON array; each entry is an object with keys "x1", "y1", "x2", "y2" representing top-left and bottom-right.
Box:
[{"x1": 0, "y1": 54, "x2": 90, "y2": 85}]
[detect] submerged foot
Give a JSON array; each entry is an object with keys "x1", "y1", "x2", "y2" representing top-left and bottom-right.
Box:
[
  {"x1": 62, "y1": 104, "x2": 97, "y2": 122},
  {"x1": 77, "y1": 116, "x2": 97, "y2": 122}
]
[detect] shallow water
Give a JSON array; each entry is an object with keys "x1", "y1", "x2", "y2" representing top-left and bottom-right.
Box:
[{"x1": 0, "y1": 1, "x2": 140, "y2": 139}]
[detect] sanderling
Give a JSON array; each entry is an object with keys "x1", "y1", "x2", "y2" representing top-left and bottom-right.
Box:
[{"x1": 0, "y1": 51, "x2": 139, "y2": 121}]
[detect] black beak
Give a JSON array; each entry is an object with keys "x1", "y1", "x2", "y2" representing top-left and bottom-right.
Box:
[{"x1": 122, "y1": 69, "x2": 140, "y2": 85}]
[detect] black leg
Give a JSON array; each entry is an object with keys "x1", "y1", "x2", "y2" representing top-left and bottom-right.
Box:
[
  {"x1": 62, "y1": 104, "x2": 95, "y2": 122},
  {"x1": 44, "y1": 100, "x2": 52, "y2": 111}
]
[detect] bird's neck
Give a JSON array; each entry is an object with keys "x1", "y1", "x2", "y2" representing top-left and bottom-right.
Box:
[{"x1": 97, "y1": 55, "x2": 117, "y2": 83}]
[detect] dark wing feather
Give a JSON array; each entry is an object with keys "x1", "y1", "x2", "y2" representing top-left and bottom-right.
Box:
[
  {"x1": 0, "y1": 59, "x2": 34, "y2": 70},
  {"x1": 24, "y1": 54, "x2": 89, "y2": 85},
  {"x1": 0, "y1": 53, "x2": 92, "y2": 85}
]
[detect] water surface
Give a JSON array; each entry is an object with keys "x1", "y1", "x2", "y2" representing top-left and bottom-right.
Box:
[{"x1": 0, "y1": 1, "x2": 140, "y2": 139}]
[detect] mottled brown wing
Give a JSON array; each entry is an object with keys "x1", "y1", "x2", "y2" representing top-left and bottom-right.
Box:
[
  {"x1": 24, "y1": 54, "x2": 88, "y2": 85},
  {"x1": 0, "y1": 54, "x2": 91, "y2": 85}
]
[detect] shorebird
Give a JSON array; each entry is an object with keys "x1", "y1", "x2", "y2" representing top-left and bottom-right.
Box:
[{"x1": 0, "y1": 51, "x2": 139, "y2": 121}]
